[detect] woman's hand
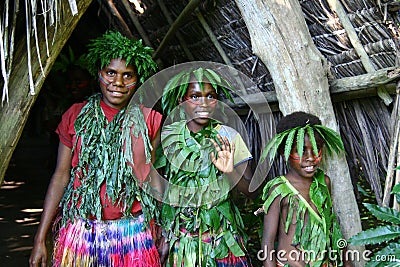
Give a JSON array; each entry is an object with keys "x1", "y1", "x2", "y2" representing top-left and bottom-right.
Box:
[
  {"x1": 210, "y1": 134, "x2": 235, "y2": 174},
  {"x1": 29, "y1": 239, "x2": 47, "y2": 267}
]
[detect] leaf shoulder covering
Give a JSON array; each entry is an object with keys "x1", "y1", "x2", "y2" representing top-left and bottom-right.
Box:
[
  {"x1": 160, "y1": 120, "x2": 247, "y2": 265},
  {"x1": 261, "y1": 169, "x2": 345, "y2": 267}
]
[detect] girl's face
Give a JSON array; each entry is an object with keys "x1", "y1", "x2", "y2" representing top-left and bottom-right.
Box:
[
  {"x1": 98, "y1": 58, "x2": 138, "y2": 110},
  {"x1": 182, "y1": 82, "x2": 218, "y2": 133},
  {"x1": 287, "y1": 133, "x2": 323, "y2": 179}
]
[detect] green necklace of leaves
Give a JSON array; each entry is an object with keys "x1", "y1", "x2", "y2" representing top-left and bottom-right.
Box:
[
  {"x1": 61, "y1": 93, "x2": 158, "y2": 225},
  {"x1": 262, "y1": 170, "x2": 344, "y2": 267},
  {"x1": 160, "y1": 119, "x2": 247, "y2": 266}
]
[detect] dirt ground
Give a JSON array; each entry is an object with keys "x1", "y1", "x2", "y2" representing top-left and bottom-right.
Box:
[{"x1": 0, "y1": 131, "x2": 53, "y2": 267}]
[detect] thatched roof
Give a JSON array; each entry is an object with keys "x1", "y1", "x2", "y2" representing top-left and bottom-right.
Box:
[{"x1": 1, "y1": 0, "x2": 400, "y2": 204}]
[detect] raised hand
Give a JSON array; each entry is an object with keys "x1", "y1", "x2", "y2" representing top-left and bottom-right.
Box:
[{"x1": 210, "y1": 134, "x2": 235, "y2": 173}]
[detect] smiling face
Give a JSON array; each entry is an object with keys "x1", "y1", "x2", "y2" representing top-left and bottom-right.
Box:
[
  {"x1": 286, "y1": 133, "x2": 324, "y2": 180},
  {"x1": 181, "y1": 81, "x2": 218, "y2": 133},
  {"x1": 98, "y1": 58, "x2": 138, "y2": 110}
]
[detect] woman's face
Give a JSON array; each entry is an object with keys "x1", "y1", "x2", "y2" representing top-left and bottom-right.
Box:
[
  {"x1": 98, "y1": 58, "x2": 138, "y2": 110},
  {"x1": 182, "y1": 82, "x2": 218, "y2": 133}
]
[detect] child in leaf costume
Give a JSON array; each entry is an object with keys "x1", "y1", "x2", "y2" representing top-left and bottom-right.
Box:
[
  {"x1": 29, "y1": 31, "x2": 162, "y2": 267},
  {"x1": 158, "y1": 68, "x2": 254, "y2": 266},
  {"x1": 258, "y1": 111, "x2": 352, "y2": 267}
]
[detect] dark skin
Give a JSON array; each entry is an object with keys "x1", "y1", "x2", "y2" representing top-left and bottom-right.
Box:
[
  {"x1": 29, "y1": 59, "x2": 161, "y2": 267},
  {"x1": 261, "y1": 134, "x2": 352, "y2": 267}
]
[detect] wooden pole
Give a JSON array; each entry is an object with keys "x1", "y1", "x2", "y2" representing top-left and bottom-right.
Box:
[
  {"x1": 157, "y1": 0, "x2": 194, "y2": 60},
  {"x1": 0, "y1": 0, "x2": 93, "y2": 184},
  {"x1": 382, "y1": 84, "x2": 400, "y2": 206},
  {"x1": 104, "y1": 0, "x2": 133, "y2": 38},
  {"x1": 153, "y1": 0, "x2": 201, "y2": 59}
]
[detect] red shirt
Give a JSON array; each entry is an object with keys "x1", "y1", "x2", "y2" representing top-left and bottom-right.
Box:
[{"x1": 56, "y1": 99, "x2": 162, "y2": 220}]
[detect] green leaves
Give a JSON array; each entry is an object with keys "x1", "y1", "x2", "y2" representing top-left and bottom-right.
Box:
[
  {"x1": 262, "y1": 171, "x2": 344, "y2": 266},
  {"x1": 349, "y1": 225, "x2": 400, "y2": 245},
  {"x1": 61, "y1": 94, "x2": 158, "y2": 226},
  {"x1": 260, "y1": 123, "x2": 344, "y2": 164},
  {"x1": 363, "y1": 203, "x2": 400, "y2": 224},
  {"x1": 160, "y1": 120, "x2": 247, "y2": 265},
  {"x1": 84, "y1": 30, "x2": 157, "y2": 84}
]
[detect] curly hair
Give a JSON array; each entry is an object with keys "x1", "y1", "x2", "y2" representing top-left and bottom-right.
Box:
[{"x1": 276, "y1": 111, "x2": 321, "y2": 133}]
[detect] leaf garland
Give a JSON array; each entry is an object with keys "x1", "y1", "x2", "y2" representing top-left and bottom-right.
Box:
[
  {"x1": 160, "y1": 120, "x2": 247, "y2": 265},
  {"x1": 262, "y1": 169, "x2": 345, "y2": 267},
  {"x1": 260, "y1": 124, "x2": 344, "y2": 164},
  {"x1": 61, "y1": 94, "x2": 158, "y2": 225},
  {"x1": 83, "y1": 30, "x2": 157, "y2": 85}
]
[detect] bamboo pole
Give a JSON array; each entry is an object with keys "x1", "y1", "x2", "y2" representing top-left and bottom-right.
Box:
[
  {"x1": 153, "y1": 0, "x2": 201, "y2": 59},
  {"x1": 394, "y1": 139, "x2": 400, "y2": 210}
]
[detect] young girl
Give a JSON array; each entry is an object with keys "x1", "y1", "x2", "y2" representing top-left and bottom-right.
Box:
[
  {"x1": 29, "y1": 31, "x2": 162, "y2": 267},
  {"x1": 258, "y1": 111, "x2": 352, "y2": 267},
  {"x1": 158, "y1": 68, "x2": 254, "y2": 266}
]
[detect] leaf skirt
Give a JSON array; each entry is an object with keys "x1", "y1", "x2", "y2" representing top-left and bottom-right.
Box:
[{"x1": 167, "y1": 230, "x2": 250, "y2": 267}]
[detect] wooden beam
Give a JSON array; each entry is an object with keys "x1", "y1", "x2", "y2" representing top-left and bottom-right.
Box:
[
  {"x1": 229, "y1": 67, "x2": 400, "y2": 106},
  {"x1": 153, "y1": 0, "x2": 201, "y2": 59},
  {"x1": 0, "y1": 0, "x2": 93, "y2": 184},
  {"x1": 330, "y1": 67, "x2": 400, "y2": 92}
]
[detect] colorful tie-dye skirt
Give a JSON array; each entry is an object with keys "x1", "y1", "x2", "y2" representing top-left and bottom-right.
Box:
[{"x1": 53, "y1": 215, "x2": 160, "y2": 267}]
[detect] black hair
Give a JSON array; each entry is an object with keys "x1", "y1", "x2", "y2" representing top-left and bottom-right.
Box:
[
  {"x1": 276, "y1": 111, "x2": 323, "y2": 154},
  {"x1": 276, "y1": 111, "x2": 321, "y2": 134}
]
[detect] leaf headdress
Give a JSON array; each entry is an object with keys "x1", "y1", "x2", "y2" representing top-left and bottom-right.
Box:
[
  {"x1": 161, "y1": 67, "x2": 235, "y2": 117},
  {"x1": 84, "y1": 30, "x2": 157, "y2": 85},
  {"x1": 260, "y1": 120, "x2": 344, "y2": 164}
]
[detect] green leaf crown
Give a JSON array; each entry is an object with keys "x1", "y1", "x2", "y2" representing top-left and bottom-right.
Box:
[
  {"x1": 84, "y1": 30, "x2": 157, "y2": 85},
  {"x1": 161, "y1": 67, "x2": 235, "y2": 117},
  {"x1": 260, "y1": 123, "x2": 344, "y2": 164}
]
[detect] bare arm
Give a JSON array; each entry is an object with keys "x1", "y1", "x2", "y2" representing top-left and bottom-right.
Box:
[
  {"x1": 148, "y1": 128, "x2": 165, "y2": 201},
  {"x1": 29, "y1": 143, "x2": 72, "y2": 267}
]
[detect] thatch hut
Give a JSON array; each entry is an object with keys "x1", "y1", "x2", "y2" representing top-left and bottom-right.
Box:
[{"x1": 1, "y1": 0, "x2": 399, "y2": 265}]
